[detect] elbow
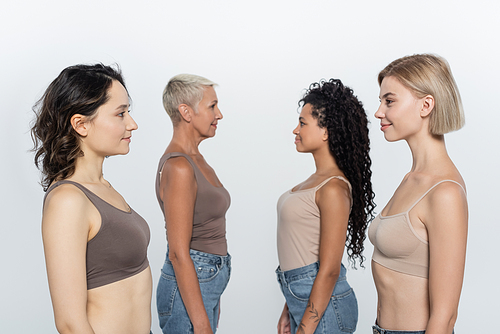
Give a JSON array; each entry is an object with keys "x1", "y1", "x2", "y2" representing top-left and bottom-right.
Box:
[
  {"x1": 429, "y1": 309, "x2": 458, "y2": 332},
  {"x1": 168, "y1": 247, "x2": 191, "y2": 266},
  {"x1": 318, "y1": 265, "x2": 341, "y2": 282},
  {"x1": 54, "y1": 319, "x2": 81, "y2": 334}
]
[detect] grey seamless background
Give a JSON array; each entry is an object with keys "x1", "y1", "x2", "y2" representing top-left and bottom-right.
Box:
[{"x1": 1, "y1": 0, "x2": 499, "y2": 333}]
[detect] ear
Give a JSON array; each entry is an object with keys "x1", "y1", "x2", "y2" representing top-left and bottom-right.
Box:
[
  {"x1": 178, "y1": 104, "x2": 192, "y2": 122},
  {"x1": 70, "y1": 114, "x2": 89, "y2": 136},
  {"x1": 322, "y1": 128, "x2": 328, "y2": 141},
  {"x1": 420, "y1": 95, "x2": 435, "y2": 118}
]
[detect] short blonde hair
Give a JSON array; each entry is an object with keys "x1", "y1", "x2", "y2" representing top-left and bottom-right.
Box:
[
  {"x1": 163, "y1": 74, "x2": 216, "y2": 125},
  {"x1": 378, "y1": 54, "x2": 464, "y2": 135}
]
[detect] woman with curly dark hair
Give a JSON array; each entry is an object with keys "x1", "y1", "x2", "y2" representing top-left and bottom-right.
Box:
[
  {"x1": 276, "y1": 79, "x2": 375, "y2": 334},
  {"x1": 31, "y1": 64, "x2": 152, "y2": 334}
]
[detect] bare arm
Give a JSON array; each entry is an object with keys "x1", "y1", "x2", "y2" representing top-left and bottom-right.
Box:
[
  {"x1": 296, "y1": 179, "x2": 351, "y2": 334},
  {"x1": 424, "y1": 183, "x2": 468, "y2": 334},
  {"x1": 42, "y1": 185, "x2": 97, "y2": 334},
  {"x1": 161, "y1": 157, "x2": 212, "y2": 334}
]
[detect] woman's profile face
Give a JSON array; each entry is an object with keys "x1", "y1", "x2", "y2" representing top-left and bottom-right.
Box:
[
  {"x1": 292, "y1": 103, "x2": 327, "y2": 153},
  {"x1": 375, "y1": 76, "x2": 426, "y2": 142},
  {"x1": 82, "y1": 80, "x2": 138, "y2": 157},
  {"x1": 192, "y1": 86, "x2": 222, "y2": 139}
]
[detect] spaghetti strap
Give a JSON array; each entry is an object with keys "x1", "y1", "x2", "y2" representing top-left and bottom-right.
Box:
[
  {"x1": 316, "y1": 175, "x2": 352, "y2": 193},
  {"x1": 406, "y1": 179, "x2": 466, "y2": 213}
]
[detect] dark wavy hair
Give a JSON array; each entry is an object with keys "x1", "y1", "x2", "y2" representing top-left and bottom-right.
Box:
[
  {"x1": 299, "y1": 79, "x2": 376, "y2": 267},
  {"x1": 31, "y1": 64, "x2": 126, "y2": 191}
]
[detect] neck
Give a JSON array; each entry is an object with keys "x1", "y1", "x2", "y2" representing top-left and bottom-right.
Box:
[
  {"x1": 71, "y1": 151, "x2": 106, "y2": 184},
  {"x1": 168, "y1": 124, "x2": 204, "y2": 155},
  {"x1": 407, "y1": 132, "x2": 449, "y2": 172},
  {"x1": 311, "y1": 145, "x2": 341, "y2": 175}
]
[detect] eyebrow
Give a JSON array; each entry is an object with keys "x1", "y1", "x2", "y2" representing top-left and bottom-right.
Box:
[
  {"x1": 380, "y1": 92, "x2": 395, "y2": 99},
  {"x1": 115, "y1": 104, "x2": 130, "y2": 110}
]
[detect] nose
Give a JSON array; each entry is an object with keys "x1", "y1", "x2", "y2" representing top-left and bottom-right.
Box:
[
  {"x1": 293, "y1": 124, "x2": 300, "y2": 135},
  {"x1": 374, "y1": 104, "x2": 384, "y2": 119},
  {"x1": 216, "y1": 106, "x2": 223, "y2": 120},
  {"x1": 126, "y1": 113, "x2": 139, "y2": 131}
]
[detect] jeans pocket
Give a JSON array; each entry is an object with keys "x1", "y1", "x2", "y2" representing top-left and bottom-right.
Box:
[
  {"x1": 157, "y1": 269, "x2": 178, "y2": 317},
  {"x1": 331, "y1": 288, "x2": 358, "y2": 333},
  {"x1": 193, "y1": 260, "x2": 220, "y2": 283},
  {"x1": 287, "y1": 276, "x2": 315, "y2": 301}
]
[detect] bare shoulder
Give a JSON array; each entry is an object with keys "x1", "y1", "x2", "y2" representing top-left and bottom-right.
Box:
[
  {"x1": 44, "y1": 183, "x2": 91, "y2": 214},
  {"x1": 163, "y1": 156, "x2": 195, "y2": 180},
  {"x1": 425, "y1": 180, "x2": 468, "y2": 229},
  {"x1": 428, "y1": 180, "x2": 467, "y2": 206},
  {"x1": 42, "y1": 183, "x2": 94, "y2": 233},
  {"x1": 316, "y1": 177, "x2": 351, "y2": 207}
]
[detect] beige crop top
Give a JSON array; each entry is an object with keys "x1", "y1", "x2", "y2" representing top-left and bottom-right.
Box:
[
  {"x1": 368, "y1": 180, "x2": 466, "y2": 278},
  {"x1": 277, "y1": 176, "x2": 352, "y2": 272}
]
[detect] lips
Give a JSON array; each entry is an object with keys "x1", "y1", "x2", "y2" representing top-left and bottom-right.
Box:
[
  {"x1": 380, "y1": 123, "x2": 391, "y2": 131},
  {"x1": 122, "y1": 136, "x2": 132, "y2": 142},
  {"x1": 294, "y1": 137, "x2": 301, "y2": 144}
]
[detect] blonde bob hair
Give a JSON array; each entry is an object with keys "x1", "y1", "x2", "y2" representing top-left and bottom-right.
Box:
[
  {"x1": 163, "y1": 74, "x2": 216, "y2": 125},
  {"x1": 378, "y1": 54, "x2": 464, "y2": 135}
]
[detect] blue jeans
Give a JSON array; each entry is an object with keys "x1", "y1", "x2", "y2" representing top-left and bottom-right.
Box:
[
  {"x1": 372, "y1": 324, "x2": 425, "y2": 334},
  {"x1": 276, "y1": 262, "x2": 358, "y2": 334},
  {"x1": 156, "y1": 249, "x2": 231, "y2": 334},
  {"x1": 372, "y1": 323, "x2": 454, "y2": 334}
]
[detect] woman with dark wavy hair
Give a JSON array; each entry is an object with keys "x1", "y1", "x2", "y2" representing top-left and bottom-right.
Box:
[
  {"x1": 276, "y1": 79, "x2": 375, "y2": 334},
  {"x1": 31, "y1": 64, "x2": 152, "y2": 334}
]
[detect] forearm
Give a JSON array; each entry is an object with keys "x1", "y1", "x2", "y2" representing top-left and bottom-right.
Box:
[
  {"x1": 171, "y1": 254, "x2": 212, "y2": 332},
  {"x1": 297, "y1": 269, "x2": 339, "y2": 334},
  {"x1": 425, "y1": 312, "x2": 457, "y2": 334}
]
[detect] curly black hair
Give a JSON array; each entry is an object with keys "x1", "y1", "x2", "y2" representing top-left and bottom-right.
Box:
[
  {"x1": 31, "y1": 64, "x2": 126, "y2": 191},
  {"x1": 300, "y1": 79, "x2": 376, "y2": 267}
]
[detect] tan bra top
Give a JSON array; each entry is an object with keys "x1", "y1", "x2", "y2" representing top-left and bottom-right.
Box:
[{"x1": 368, "y1": 180, "x2": 465, "y2": 278}]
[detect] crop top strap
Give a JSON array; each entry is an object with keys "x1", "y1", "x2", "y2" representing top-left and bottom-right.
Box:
[
  {"x1": 158, "y1": 152, "x2": 199, "y2": 180},
  {"x1": 316, "y1": 175, "x2": 352, "y2": 193},
  {"x1": 406, "y1": 179, "x2": 466, "y2": 213}
]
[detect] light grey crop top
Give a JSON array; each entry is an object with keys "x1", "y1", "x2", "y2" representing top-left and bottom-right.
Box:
[
  {"x1": 155, "y1": 152, "x2": 230, "y2": 256},
  {"x1": 368, "y1": 180, "x2": 466, "y2": 278},
  {"x1": 44, "y1": 181, "x2": 150, "y2": 290},
  {"x1": 277, "y1": 176, "x2": 352, "y2": 271}
]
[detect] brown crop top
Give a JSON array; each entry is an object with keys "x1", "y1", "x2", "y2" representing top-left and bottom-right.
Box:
[
  {"x1": 44, "y1": 181, "x2": 150, "y2": 289},
  {"x1": 155, "y1": 152, "x2": 230, "y2": 256},
  {"x1": 368, "y1": 180, "x2": 465, "y2": 278}
]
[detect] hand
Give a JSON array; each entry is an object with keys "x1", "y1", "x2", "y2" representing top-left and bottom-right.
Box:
[{"x1": 278, "y1": 304, "x2": 291, "y2": 334}]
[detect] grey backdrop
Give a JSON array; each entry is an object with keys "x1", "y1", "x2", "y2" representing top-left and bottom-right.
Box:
[{"x1": 1, "y1": 0, "x2": 499, "y2": 332}]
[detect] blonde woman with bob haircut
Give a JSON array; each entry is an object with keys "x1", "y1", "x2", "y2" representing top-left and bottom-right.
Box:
[
  {"x1": 369, "y1": 54, "x2": 467, "y2": 334},
  {"x1": 155, "y1": 74, "x2": 231, "y2": 334}
]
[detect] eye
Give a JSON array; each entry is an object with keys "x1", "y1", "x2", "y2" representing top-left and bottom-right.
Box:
[
  {"x1": 118, "y1": 112, "x2": 125, "y2": 117},
  {"x1": 385, "y1": 99, "x2": 393, "y2": 106},
  {"x1": 300, "y1": 121, "x2": 305, "y2": 126}
]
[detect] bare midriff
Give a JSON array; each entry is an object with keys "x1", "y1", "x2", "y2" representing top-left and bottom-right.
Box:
[
  {"x1": 372, "y1": 261, "x2": 429, "y2": 331},
  {"x1": 87, "y1": 267, "x2": 152, "y2": 334}
]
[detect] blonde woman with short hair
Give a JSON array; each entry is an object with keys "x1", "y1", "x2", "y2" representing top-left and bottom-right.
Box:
[{"x1": 369, "y1": 54, "x2": 468, "y2": 334}]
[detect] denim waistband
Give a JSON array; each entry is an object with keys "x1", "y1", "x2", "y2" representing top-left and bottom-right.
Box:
[
  {"x1": 166, "y1": 247, "x2": 231, "y2": 266},
  {"x1": 276, "y1": 262, "x2": 346, "y2": 285},
  {"x1": 372, "y1": 323, "x2": 426, "y2": 334}
]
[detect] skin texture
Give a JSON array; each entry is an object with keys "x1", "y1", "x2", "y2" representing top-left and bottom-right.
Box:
[
  {"x1": 277, "y1": 104, "x2": 351, "y2": 334},
  {"x1": 373, "y1": 76, "x2": 468, "y2": 333},
  {"x1": 160, "y1": 86, "x2": 223, "y2": 334},
  {"x1": 42, "y1": 80, "x2": 152, "y2": 334}
]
